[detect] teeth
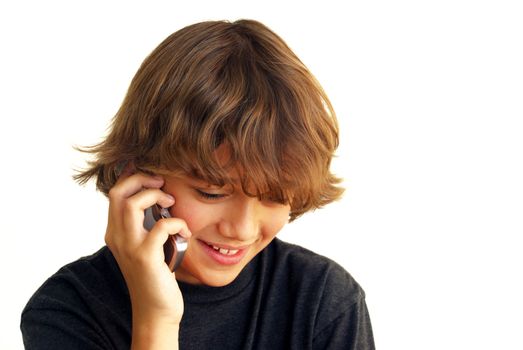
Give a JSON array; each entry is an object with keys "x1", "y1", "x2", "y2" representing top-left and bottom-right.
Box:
[{"x1": 210, "y1": 245, "x2": 239, "y2": 256}]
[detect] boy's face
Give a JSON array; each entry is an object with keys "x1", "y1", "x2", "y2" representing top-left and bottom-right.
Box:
[{"x1": 162, "y1": 150, "x2": 290, "y2": 287}]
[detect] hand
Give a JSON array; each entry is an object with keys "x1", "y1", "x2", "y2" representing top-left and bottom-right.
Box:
[{"x1": 105, "y1": 167, "x2": 191, "y2": 328}]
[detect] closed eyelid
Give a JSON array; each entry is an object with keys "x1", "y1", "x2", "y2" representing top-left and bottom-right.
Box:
[
  {"x1": 195, "y1": 189, "x2": 229, "y2": 200},
  {"x1": 194, "y1": 181, "x2": 234, "y2": 193}
]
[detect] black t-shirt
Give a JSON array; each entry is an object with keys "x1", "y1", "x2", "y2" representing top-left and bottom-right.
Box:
[{"x1": 21, "y1": 238, "x2": 374, "y2": 349}]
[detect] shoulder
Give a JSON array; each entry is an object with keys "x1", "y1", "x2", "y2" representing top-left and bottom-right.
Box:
[
  {"x1": 261, "y1": 239, "x2": 373, "y2": 345},
  {"x1": 21, "y1": 247, "x2": 131, "y2": 348},
  {"x1": 22, "y1": 246, "x2": 128, "y2": 321},
  {"x1": 268, "y1": 238, "x2": 366, "y2": 315},
  {"x1": 269, "y1": 238, "x2": 365, "y2": 295}
]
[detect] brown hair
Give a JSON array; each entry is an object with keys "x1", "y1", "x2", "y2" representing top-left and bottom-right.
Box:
[{"x1": 75, "y1": 19, "x2": 343, "y2": 221}]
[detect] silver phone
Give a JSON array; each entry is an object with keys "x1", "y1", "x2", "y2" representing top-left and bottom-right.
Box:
[{"x1": 143, "y1": 205, "x2": 187, "y2": 271}]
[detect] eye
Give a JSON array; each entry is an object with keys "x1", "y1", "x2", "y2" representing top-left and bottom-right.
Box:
[{"x1": 195, "y1": 189, "x2": 227, "y2": 200}]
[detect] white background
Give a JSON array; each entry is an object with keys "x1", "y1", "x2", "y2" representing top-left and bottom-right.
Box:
[{"x1": 1, "y1": 1, "x2": 522, "y2": 349}]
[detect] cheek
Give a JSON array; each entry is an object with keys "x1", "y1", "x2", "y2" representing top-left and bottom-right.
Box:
[
  {"x1": 263, "y1": 207, "x2": 290, "y2": 238},
  {"x1": 170, "y1": 199, "x2": 213, "y2": 234}
]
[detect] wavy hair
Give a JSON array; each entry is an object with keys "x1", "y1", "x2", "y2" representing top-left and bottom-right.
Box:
[{"x1": 74, "y1": 19, "x2": 343, "y2": 221}]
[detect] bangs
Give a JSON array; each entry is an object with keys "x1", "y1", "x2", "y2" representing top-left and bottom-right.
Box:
[
  {"x1": 75, "y1": 20, "x2": 343, "y2": 221},
  {"x1": 144, "y1": 80, "x2": 307, "y2": 208},
  {"x1": 134, "y1": 23, "x2": 336, "y2": 217}
]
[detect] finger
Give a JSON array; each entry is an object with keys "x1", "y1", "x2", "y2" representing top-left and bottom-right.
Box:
[
  {"x1": 109, "y1": 173, "x2": 166, "y2": 223},
  {"x1": 143, "y1": 217, "x2": 192, "y2": 255},
  {"x1": 125, "y1": 188, "x2": 176, "y2": 217},
  {"x1": 109, "y1": 173, "x2": 164, "y2": 203},
  {"x1": 120, "y1": 188, "x2": 175, "y2": 235},
  {"x1": 107, "y1": 188, "x2": 174, "y2": 251}
]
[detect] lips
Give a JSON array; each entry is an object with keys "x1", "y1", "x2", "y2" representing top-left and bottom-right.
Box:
[
  {"x1": 208, "y1": 244, "x2": 240, "y2": 256},
  {"x1": 198, "y1": 239, "x2": 250, "y2": 265}
]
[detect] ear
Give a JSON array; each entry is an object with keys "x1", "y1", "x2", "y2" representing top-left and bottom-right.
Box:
[{"x1": 115, "y1": 161, "x2": 136, "y2": 178}]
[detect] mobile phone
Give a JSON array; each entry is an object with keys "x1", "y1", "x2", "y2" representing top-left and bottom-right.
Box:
[{"x1": 143, "y1": 204, "x2": 187, "y2": 271}]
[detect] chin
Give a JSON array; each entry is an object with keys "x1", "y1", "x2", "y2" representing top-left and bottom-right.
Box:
[{"x1": 198, "y1": 270, "x2": 240, "y2": 287}]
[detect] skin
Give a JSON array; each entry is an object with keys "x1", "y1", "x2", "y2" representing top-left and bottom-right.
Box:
[
  {"x1": 104, "y1": 152, "x2": 291, "y2": 349},
  {"x1": 163, "y1": 173, "x2": 291, "y2": 287}
]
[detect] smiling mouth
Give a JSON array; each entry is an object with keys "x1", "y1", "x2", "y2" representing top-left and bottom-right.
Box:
[
  {"x1": 206, "y1": 243, "x2": 240, "y2": 256},
  {"x1": 198, "y1": 239, "x2": 251, "y2": 264}
]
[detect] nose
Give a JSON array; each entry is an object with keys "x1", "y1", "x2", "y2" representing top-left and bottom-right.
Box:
[{"x1": 218, "y1": 197, "x2": 260, "y2": 242}]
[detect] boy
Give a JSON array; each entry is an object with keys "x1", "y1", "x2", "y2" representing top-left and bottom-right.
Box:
[{"x1": 21, "y1": 19, "x2": 374, "y2": 349}]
